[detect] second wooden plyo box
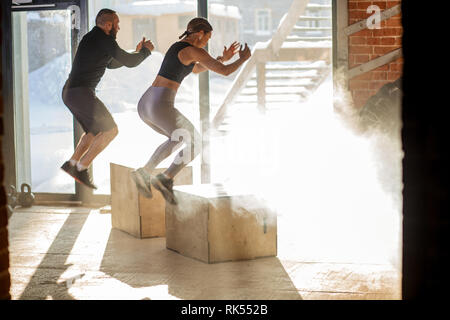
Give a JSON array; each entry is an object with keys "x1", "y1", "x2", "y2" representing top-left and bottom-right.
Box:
[
  {"x1": 110, "y1": 163, "x2": 193, "y2": 239},
  {"x1": 166, "y1": 183, "x2": 278, "y2": 264}
]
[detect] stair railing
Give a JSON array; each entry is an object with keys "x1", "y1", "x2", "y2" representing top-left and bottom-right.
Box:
[{"x1": 211, "y1": 0, "x2": 311, "y2": 129}]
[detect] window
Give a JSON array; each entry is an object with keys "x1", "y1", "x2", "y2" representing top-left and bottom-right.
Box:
[
  {"x1": 255, "y1": 8, "x2": 271, "y2": 36},
  {"x1": 133, "y1": 18, "x2": 156, "y2": 50},
  {"x1": 88, "y1": 1, "x2": 200, "y2": 194},
  {"x1": 178, "y1": 15, "x2": 193, "y2": 30}
]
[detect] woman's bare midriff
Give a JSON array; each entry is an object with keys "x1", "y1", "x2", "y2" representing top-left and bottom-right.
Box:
[{"x1": 152, "y1": 75, "x2": 180, "y2": 92}]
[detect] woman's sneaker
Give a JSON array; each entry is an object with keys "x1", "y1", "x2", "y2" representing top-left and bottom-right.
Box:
[
  {"x1": 130, "y1": 168, "x2": 153, "y2": 198},
  {"x1": 151, "y1": 173, "x2": 177, "y2": 205}
]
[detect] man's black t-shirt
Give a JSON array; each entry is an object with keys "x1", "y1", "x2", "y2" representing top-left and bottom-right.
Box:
[{"x1": 67, "y1": 26, "x2": 151, "y2": 89}]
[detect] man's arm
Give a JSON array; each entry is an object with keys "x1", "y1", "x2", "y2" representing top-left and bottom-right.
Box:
[
  {"x1": 107, "y1": 57, "x2": 123, "y2": 69},
  {"x1": 103, "y1": 36, "x2": 152, "y2": 68}
]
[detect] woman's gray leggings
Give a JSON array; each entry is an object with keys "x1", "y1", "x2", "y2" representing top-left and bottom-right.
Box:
[{"x1": 137, "y1": 86, "x2": 201, "y2": 178}]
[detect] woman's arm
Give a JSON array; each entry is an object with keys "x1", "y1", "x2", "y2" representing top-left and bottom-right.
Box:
[
  {"x1": 192, "y1": 56, "x2": 223, "y2": 74},
  {"x1": 191, "y1": 42, "x2": 242, "y2": 74},
  {"x1": 186, "y1": 44, "x2": 251, "y2": 76}
]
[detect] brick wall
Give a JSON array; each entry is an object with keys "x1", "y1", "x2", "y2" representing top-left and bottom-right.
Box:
[
  {"x1": 0, "y1": 1, "x2": 12, "y2": 301},
  {"x1": 348, "y1": 0, "x2": 403, "y2": 108}
]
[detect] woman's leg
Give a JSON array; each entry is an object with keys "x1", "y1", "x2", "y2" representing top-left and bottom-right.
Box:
[
  {"x1": 163, "y1": 109, "x2": 201, "y2": 179},
  {"x1": 144, "y1": 138, "x2": 183, "y2": 173}
]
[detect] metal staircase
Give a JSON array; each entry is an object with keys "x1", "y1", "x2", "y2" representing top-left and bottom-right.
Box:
[{"x1": 213, "y1": 0, "x2": 332, "y2": 132}]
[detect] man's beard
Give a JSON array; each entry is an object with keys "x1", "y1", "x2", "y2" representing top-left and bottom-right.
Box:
[{"x1": 110, "y1": 28, "x2": 118, "y2": 39}]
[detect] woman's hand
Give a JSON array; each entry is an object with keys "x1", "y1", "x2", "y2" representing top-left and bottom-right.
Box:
[{"x1": 221, "y1": 41, "x2": 240, "y2": 62}]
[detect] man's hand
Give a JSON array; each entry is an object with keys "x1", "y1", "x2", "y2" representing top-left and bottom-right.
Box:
[
  {"x1": 239, "y1": 43, "x2": 251, "y2": 61},
  {"x1": 143, "y1": 39, "x2": 154, "y2": 52},
  {"x1": 136, "y1": 37, "x2": 154, "y2": 52},
  {"x1": 136, "y1": 37, "x2": 145, "y2": 52},
  {"x1": 221, "y1": 41, "x2": 240, "y2": 62}
]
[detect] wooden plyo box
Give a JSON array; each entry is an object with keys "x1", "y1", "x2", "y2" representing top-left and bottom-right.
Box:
[
  {"x1": 166, "y1": 184, "x2": 277, "y2": 263},
  {"x1": 110, "y1": 163, "x2": 193, "y2": 239}
]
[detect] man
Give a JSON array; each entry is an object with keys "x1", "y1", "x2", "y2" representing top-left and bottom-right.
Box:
[{"x1": 61, "y1": 9, "x2": 154, "y2": 189}]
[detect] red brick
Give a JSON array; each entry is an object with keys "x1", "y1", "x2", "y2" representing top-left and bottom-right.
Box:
[
  {"x1": 372, "y1": 2, "x2": 388, "y2": 9},
  {"x1": 349, "y1": 79, "x2": 369, "y2": 90},
  {"x1": 386, "y1": 17, "x2": 402, "y2": 27},
  {"x1": 374, "y1": 46, "x2": 399, "y2": 55},
  {"x1": 351, "y1": 10, "x2": 371, "y2": 20},
  {"x1": 352, "y1": 29, "x2": 373, "y2": 37},
  {"x1": 350, "y1": 36, "x2": 367, "y2": 45},
  {"x1": 352, "y1": 71, "x2": 372, "y2": 81},
  {"x1": 387, "y1": 1, "x2": 401, "y2": 9},
  {"x1": 374, "y1": 64, "x2": 389, "y2": 71},
  {"x1": 354, "y1": 54, "x2": 371, "y2": 64},
  {"x1": 352, "y1": 90, "x2": 373, "y2": 108},
  {"x1": 390, "y1": 63, "x2": 403, "y2": 72},
  {"x1": 388, "y1": 71, "x2": 402, "y2": 81},
  {"x1": 372, "y1": 71, "x2": 388, "y2": 80},
  {"x1": 369, "y1": 81, "x2": 387, "y2": 91},
  {"x1": 381, "y1": 37, "x2": 396, "y2": 45},
  {"x1": 349, "y1": 45, "x2": 373, "y2": 54},
  {"x1": 357, "y1": 2, "x2": 385, "y2": 10},
  {"x1": 367, "y1": 37, "x2": 381, "y2": 45},
  {"x1": 382, "y1": 28, "x2": 403, "y2": 37}
]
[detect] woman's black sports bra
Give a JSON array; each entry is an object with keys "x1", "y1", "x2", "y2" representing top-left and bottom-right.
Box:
[{"x1": 157, "y1": 41, "x2": 195, "y2": 83}]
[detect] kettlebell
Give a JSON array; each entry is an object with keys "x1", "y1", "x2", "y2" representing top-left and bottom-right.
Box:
[
  {"x1": 18, "y1": 183, "x2": 35, "y2": 208},
  {"x1": 7, "y1": 185, "x2": 18, "y2": 208}
]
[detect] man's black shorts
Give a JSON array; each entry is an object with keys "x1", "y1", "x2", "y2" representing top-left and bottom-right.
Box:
[{"x1": 62, "y1": 83, "x2": 117, "y2": 135}]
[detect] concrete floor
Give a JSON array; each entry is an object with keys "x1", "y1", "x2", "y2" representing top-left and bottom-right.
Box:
[{"x1": 8, "y1": 205, "x2": 401, "y2": 300}]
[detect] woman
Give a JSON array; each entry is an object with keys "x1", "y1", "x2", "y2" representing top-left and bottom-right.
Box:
[{"x1": 131, "y1": 17, "x2": 251, "y2": 204}]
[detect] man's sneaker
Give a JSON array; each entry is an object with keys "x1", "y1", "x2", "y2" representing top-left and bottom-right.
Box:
[
  {"x1": 74, "y1": 168, "x2": 97, "y2": 189},
  {"x1": 61, "y1": 161, "x2": 97, "y2": 189},
  {"x1": 130, "y1": 168, "x2": 153, "y2": 198},
  {"x1": 61, "y1": 161, "x2": 77, "y2": 177},
  {"x1": 151, "y1": 173, "x2": 177, "y2": 205}
]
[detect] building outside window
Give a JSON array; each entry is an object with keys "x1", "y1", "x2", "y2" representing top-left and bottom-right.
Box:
[{"x1": 255, "y1": 8, "x2": 271, "y2": 36}]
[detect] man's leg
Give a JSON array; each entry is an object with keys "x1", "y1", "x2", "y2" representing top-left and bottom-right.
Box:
[
  {"x1": 77, "y1": 126, "x2": 118, "y2": 169},
  {"x1": 69, "y1": 132, "x2": 95, "y2": 165},
  {"x1": 61, "y1": 86, "x2": 118, "y2": 189}
]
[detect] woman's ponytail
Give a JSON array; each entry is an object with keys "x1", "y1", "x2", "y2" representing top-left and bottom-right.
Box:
[{"x1": 178, "y1": 30, "x2": 189, "y2": 39}]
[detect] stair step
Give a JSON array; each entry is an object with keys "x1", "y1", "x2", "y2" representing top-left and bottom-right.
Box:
[
  {"x1": 298, "y1": 16, "x2": 332, "y2": 21},
  {"x1": 241, "y1": 83, "x2": 313, "y2": 95},
  {"x1": 306, "y1": 4, "x2": 332, "y2": 10},
  {"x1": 241, "y1": 90, "x2": 308, "y2": 97},
  {"x1": 265, "y1": 64, "x2": 329, "y2": 71},
  {"x1": 286, "y1": 36, "x2": 332, "y2": 41},
  {"x1": 245, "y1": 82, "x2": 315, "y2": 89},
  {"x1": 235, "y1": 94, "x2": 307, "y2": 102},
  {"x1": 293, "y1": 26, "x2": 332, "y2": 32},
  {"x1": 251, "y1": 74, "x2": 321, "y2": 80}
]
